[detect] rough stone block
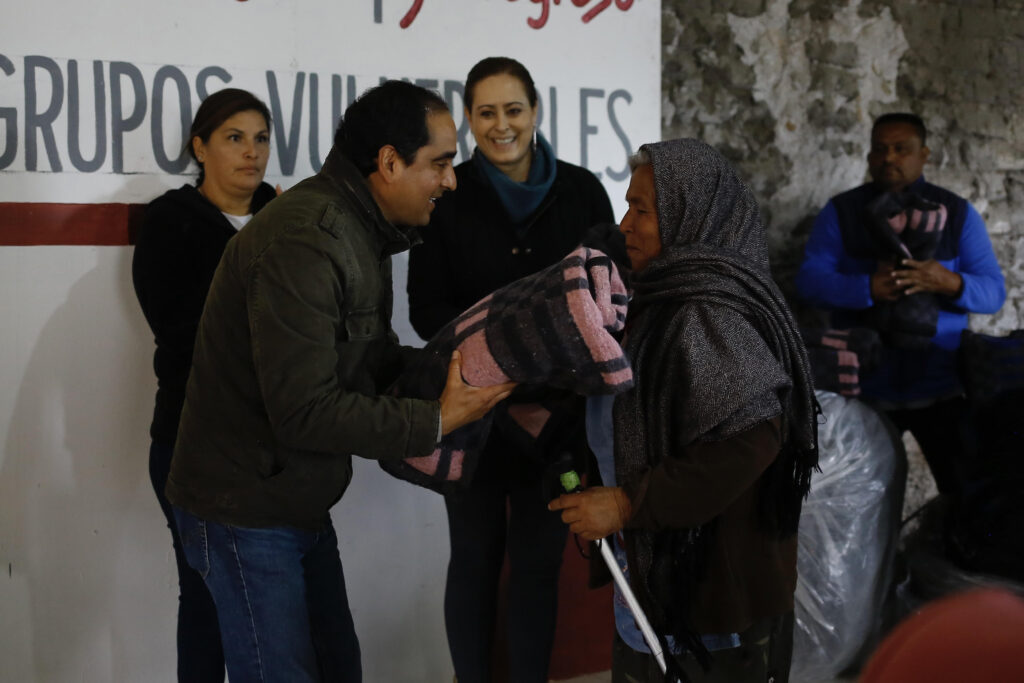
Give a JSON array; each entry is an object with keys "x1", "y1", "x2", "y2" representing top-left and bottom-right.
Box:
[
  {"x1": 810, "y1": 64, "x2": 860, "y2": 100},
  {"x1": 726, "y1": 0, "x2": 767, "y2": 18},
  {"x1": 960, "y1": 5, "x2": 1005, "y2": 38},
  {"x1": 806, "y1": 39, "x2": 859, "y2": 68}
]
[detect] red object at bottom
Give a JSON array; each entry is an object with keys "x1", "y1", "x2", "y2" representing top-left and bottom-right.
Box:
[{"x1": 860, "y1": 588, "x2": 1024, "y2": 683}]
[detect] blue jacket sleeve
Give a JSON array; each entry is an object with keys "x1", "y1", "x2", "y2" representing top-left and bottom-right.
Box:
[
  {"x1": 948, "y1": 203, "x2": 1005, "y2": 314},
  {"x1": 795, "y1": 201, "x2": 874, "y2": 310}
]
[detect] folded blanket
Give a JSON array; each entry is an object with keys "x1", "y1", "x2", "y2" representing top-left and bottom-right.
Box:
[
  {"x1": 381, "y1": 246, "x2": 633, "y2": 494},
  {"x1": 806, "y1": 348, "x2": 861, "y2": 396},
  {"x1": 800, "y1": 327, "x2": 883, "y2": 396},
  {"x1": 864, "y1": 192, "x2": 947, "y2": 350}
]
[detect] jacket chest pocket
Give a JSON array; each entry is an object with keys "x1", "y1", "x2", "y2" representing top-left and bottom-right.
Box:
[{"x1": 343, "y1": 305, "x2": 385, "y2": 341}]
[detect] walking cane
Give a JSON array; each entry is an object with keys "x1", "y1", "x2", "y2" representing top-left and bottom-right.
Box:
[{"x1": 559, "y1": 470, "x2": 669, "y2": 676}]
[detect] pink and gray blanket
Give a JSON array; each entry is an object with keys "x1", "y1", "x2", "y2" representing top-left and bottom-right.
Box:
[
  {"x1": 864, "y1": 191, "x2": 948, "y2": 349},
  {"x1": 380, "y1": 246, "x2": 633, "y2": 494},
  {"x1": 800, "y1": 327, "x2": 882, "y2": 396}
]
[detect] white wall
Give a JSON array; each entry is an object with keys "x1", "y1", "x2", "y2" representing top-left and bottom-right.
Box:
[{"x1": 0, "y1": 2, "x2": 659, "y2": 680}]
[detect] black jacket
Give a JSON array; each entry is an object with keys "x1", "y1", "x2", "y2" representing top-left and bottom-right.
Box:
[
  {"x1": 132, "y1": 182, "x2": 277, "y2": 444},
  {"x1": 408, "y1": 158, "x2": 615, "y2": 337},
  {"x1": 407, "y1": 157, "x2": 614, "y2": 485}
]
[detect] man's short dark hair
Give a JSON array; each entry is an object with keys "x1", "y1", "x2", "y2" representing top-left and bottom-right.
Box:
[
  {"x1": 334, "y1": 80, "x2": 450, "y2": 177},
  {"x1": 872, "y1": 113, "x2": 927, "y2": 146}
]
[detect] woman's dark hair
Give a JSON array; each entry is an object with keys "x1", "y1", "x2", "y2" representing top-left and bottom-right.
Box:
[
  {"x1": 872, "y1": 112, "x2": 928, "y2": 146},
  {"x1": 188, "y1": 88, "x2": 272, "y2": 185},
  {"x1": 334, "y1": 80, "x2": 450, "y2": 178},
  {"x1": 464, "y1": 57, "x2": 538, "y2": 111}
]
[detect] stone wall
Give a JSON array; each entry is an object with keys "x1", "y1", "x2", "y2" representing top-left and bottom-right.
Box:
[{"x1": 661, "y1": 0, "x2": 1024, "y2": 333}]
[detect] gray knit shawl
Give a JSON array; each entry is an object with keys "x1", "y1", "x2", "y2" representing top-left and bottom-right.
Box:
[{"x1": 613, "y1": 138, "x2": 818, "y2": 637}]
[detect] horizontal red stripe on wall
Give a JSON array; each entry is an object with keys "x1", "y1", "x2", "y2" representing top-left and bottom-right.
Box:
[{"x1": 0, "y1": 203, "x2": 146, "y2": 246}]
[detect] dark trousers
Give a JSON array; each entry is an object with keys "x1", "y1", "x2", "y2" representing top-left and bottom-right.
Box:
[
  {"x1": 886, "y1": 396, "x2": 973, "y2": 500},
  {"x1": 149, "y1": 440, "x2": 225, "y2": 683},
  {"x1": 443, "y1": 475, "x2": 568, "y2": 683},
  {"x1": 612, "y1": 612, "x2": 794, "y2": 683}
]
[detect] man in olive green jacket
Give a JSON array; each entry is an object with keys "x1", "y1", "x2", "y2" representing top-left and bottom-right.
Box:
[{"x1": 166, "y1": 80, "x2": 513, "y2": 683}]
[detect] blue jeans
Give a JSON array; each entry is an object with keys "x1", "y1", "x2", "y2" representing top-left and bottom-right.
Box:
[
  {"x1": 611, "y1": 612, "x2": 794, "y2": 683},
  {"x1": 173, "y1": 507, "x2": 361, "y2": 683},
  {"x1": 149, "y1": 441, "x2": 224, "y2": 682}
]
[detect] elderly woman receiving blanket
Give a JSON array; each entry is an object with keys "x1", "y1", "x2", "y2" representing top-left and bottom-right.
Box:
[{"x1": 550, "y1": 139, "x2": 819, "y2": 683}]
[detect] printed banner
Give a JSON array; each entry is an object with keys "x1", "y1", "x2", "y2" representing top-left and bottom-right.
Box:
[{"x1": 0, "y1": 0, "x2": 659, "y2": 242}]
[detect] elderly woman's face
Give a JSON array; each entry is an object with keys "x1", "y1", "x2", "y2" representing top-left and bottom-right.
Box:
[{"x1": 619, "y1": 164, "x2": 661, "y2": 272}]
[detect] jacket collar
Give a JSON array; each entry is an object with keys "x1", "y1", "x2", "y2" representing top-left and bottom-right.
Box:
[{"x1": 319, "y1": 146, "x2": 422, "y2": 256}]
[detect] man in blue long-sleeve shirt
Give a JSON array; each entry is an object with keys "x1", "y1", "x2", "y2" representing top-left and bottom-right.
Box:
[{"x1": 796, "y1": 113, "x2": 1005, "y2": 498}]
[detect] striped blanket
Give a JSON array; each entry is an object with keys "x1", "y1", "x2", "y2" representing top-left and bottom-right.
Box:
[
  {"x1": 864, "y1": 191, "x2": 947, "y2": 349},
  {"x1": 800, "y1": 327, "x2": 882, "y2": 396},
  {"x1": 381, "y1": 246, "x2": 633, "y2": 494}
]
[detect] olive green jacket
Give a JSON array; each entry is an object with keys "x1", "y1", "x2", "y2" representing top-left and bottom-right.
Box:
[{"x1": 166, "y1": 148, "x2": 441, "y2": 530}]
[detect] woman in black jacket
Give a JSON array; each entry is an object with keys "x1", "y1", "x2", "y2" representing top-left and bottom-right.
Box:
[
  {"x1": 407, "y1": 57, "x2": 614, "y2": 683},
  {"x1": 132, "y1": 88, "x2": 277, "y2": 683}
]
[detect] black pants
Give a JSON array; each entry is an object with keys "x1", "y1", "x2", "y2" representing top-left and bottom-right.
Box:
[
  {"x1": 612, "y1": 611, "x2": 794, "y2": 683},
  {"x1": 149, "y1": 440, "x2": 225, "y2": 683},
  {"x1": 885, "y1": 396, "x2": 973, "y2": 500},
  {"x1": 443, "y1": 474, "x2": 568, "y2": 683}
]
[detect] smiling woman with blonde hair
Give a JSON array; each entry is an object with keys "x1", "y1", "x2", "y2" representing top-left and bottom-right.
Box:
[
  {"x1": 132, "y1": 87, "x2": 277, "y2": 683},
  {"x1": 407, "y1": 56, "x2": 614, "y2": 682}
]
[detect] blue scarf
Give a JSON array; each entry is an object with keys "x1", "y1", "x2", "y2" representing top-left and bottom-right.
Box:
[{"x1": 472, "y1": 132, "x2": 557, "y2": 225}]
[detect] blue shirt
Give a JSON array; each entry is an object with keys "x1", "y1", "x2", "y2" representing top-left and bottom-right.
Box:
[{"x1": 796, "y1": 182, "x2": 1005, "y2": 406}]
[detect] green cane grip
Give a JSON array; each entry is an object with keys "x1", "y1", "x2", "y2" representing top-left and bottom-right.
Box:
[{"x1": 560, "y1": 469, "x2": 582, "y2": 493}]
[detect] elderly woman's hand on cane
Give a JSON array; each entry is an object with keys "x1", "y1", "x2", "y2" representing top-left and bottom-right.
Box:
[{"x1": 548, "y1": 487, "x2": 633, "y2": 541}]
